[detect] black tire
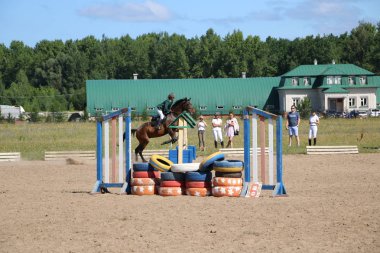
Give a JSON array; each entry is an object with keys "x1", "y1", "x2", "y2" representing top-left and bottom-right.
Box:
[{"x1": 215, "y1": 171, "x2": 242, "y2": 178}]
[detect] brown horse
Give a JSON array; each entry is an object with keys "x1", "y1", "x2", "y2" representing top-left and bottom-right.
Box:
[{"x1": 134, "y1": 97, "x2": 195, "y2": 162}]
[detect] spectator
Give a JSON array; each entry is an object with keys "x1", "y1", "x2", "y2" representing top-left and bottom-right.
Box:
[
  {"x1": 224, "y1": 112, "x2": 239, "y2": 148},
  {"x1": 197, "y1": 115, "x2": 207, "y2": 151},
  {"x1": 212, "y1": 112, "x2": 224, "y2": 148},
  {"x1": 308, "y1": 111, "x2": 320, "y2": 146},
  {"x1": 285, "y1": 105, "x2": 301, "y2": 147}
]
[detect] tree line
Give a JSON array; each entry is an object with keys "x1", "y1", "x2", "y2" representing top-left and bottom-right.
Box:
[{"x1": 0, "y1": 22, "x2": 379, "y2": 112}]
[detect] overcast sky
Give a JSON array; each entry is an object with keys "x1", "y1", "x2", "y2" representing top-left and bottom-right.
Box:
[{"x1": 1, "y1": 0, "x2": 379, "y2": 47}]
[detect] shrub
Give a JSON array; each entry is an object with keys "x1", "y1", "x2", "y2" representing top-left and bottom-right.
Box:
[{"x1": 298, "y1": 98, "x2": 312, "y2": 119}]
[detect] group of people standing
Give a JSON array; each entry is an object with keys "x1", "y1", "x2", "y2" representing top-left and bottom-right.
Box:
[
  {"x1": 197, "y1": 112, "x2": 239, "y2": 151},
  {"x1": 286, "y1": 105, "x2": 320, "y2": 147}
]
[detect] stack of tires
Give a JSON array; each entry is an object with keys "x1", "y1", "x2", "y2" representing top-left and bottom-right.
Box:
[
  {"x1": 159, "y1": 172, "x2": 186, "y2": 196},
  {"x1": 131, "y1": 163, "x2": 160, "y2": 196},
  {"x1": 181, "y1": 152, "x2": 225, "y2": 197},
  {"x1": 212, "y1": 160, "x2": 244, "y2": 197},
  {"x1": 185, "y1": 172, "x2": 212, "y2": 197},
  {"x1": 149, "y1": 154, "x2": 184, "y2": 197}
]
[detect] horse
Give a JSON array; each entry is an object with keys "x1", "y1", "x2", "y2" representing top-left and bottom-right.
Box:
[{"x1": 134, "y1": 97, "x2": 195, "y2": 162}]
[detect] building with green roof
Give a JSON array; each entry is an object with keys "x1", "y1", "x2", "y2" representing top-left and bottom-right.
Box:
[
  {"x1": 86, "y1": 77, "x2": 280, "y2": 115},
  {"x1": 278, "y1": 62, "x2": 380, "y2": 113},
  {"x1": 86, "y1": 62, "x2": 380, "y2": 116}
]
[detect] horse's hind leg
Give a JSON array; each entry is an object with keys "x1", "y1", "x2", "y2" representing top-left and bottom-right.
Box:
[
  {"x1": 135, "y1": 144, "x2": 142, "y2": 162},
  {"x1": 135, "y1": 141, "x2": 149, "y2": 163}
]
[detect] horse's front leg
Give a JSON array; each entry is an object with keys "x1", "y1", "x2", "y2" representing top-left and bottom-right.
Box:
[{"x1": 168, "y1": 129, "x2": 178, "y2": 144}]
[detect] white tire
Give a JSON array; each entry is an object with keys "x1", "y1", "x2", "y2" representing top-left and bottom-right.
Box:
[{"x1": 171, "y1": 163, "x2": 200, "y2": 173}]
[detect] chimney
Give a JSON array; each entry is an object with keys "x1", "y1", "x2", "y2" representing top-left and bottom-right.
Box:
[
  {"x1": 332, "y1": 59, "x2": 335, "y2": 64},
  {"x1": 242, "y1": 72, "x2": 246, "y2": 78},
  {"x1": 133, "y1": 73, "x2": 138, "y2": 80},
  {"x1": 314, "y1": 59, "x2": 318, "y2": 65}
]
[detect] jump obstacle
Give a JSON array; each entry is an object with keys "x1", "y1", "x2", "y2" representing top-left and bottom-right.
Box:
[
  {"x1": 242, "y1": 107, "x2": 287, "y2": 197},
  {"x1": 91, "y1": 108, "x2": 132, "y2": 194},
  {"x1": 91, "y1": 106, "x2": 286, "y2": 197}
]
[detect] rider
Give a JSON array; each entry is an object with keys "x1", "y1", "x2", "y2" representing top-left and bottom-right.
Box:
[{"x1": 156, "y1": 92, "x2": 175, "y2": 130}]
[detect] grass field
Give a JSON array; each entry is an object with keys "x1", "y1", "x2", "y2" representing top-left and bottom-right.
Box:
[{"x1": 0, "y1": 116, "x2": 379, "y2": 160}]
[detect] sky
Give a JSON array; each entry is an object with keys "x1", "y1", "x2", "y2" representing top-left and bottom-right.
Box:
[{"x1": 1, "y1": 0, "x2": 379, "y2": 47}]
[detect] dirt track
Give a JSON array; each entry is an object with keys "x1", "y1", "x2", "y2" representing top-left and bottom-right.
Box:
[{"x1": 0, "y1": 154, "x2": 379, "y2": 253}]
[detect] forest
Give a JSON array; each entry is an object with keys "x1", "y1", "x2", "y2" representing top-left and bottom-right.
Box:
[{"x1": 0, "y1": 21, "x2": 379, "y2": 112}]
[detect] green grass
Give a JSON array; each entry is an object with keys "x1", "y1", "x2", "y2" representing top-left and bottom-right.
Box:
[{"x1": 1, "y1": 117, "x2": 379, "y2": 160}]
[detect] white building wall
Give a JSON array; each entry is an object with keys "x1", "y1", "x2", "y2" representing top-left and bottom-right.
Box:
[
  {"x1": 345, "y1": 87, "x2": 377, "y2": 110},
  {"x1": 280, "y1": 89, "x2": 320, "y2": 112},
  {"x1": 279, "y1": 87, "x2": 377, "y2": 113}
]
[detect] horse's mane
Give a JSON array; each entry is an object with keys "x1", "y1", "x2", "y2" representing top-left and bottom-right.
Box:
[{"x1": 171, "y1": 97, "x2": 188, "y2": 108}]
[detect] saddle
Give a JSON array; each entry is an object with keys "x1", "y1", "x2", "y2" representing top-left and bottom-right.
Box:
[{"x1": 151, "y1": 115, "x2": 166, "y2": 127}]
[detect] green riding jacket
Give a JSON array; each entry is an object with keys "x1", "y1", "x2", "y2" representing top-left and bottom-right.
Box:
[{"x1": 157, "y1": 99, "x2": 174, "y2": 115}]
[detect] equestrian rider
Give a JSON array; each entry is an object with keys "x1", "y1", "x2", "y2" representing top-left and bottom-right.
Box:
[{"x1": 156, "y1": 93, "x2": 175, "y2": 129}]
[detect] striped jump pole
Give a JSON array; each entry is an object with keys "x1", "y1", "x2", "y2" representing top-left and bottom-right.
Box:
[
  {"x1": 92, "y1": 108, "x2": 131, "y2": 194},
  {"x1": 241, "y1": 107, "x2": 287, "y2": 197}
]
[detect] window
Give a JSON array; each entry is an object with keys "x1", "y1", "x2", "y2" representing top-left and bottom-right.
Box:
[
  {"x1": 147, "y1": 107, "x2": 155, "y2": 111},
  {"x1": 95, "y1": 108, "x2": 103, "y2": 111},
  {"x1": 303, "y1": 77, "x2": 310, "y2": 86},
  {"x1": 216, "y1": 105, "x2": 224, "y2": 109},
  {"x1": 348, "y1": 76, "x2": 355, "y2": 85},
  {"x1": 233, "y1": 105, "x2": 242, "y2": 109},
  {"x1": 327, "y1": 76, "x2": 333, "y2": 84},
  {"x1": 292, "y1": 78, "x2": 298, "y2": 86},
  {"x1": 348, "y1": 98, "x2": 356, "y2": 107},
  {"x1": 292, "y1": 98, "x2": 300, "y2": 107},
  {"x1": 112, "y1": 107, "x2": 120, "y2": 111},
  {"x1": 360, "y1": 97, "x2": 368, "y2": 107},
  {"x1": 359, "y1": 76, "x2": 367, "y2": 85},
  {"x1": 328, "y1": 76, "x2": 341, "y2": 84},
  {"x1": 130, "y1": 107, "x2": 136, "y2": 111},
  {"x1": 334, "y1": 76, "x2": 341, "y2": 84},
  {"x1": 199, "y1": 106, "x2": 207, "y2": 111}
]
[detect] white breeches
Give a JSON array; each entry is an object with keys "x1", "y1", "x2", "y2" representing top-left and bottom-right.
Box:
[
  {"x1": 213, "y1": 128, "x2": 223, "y2": 142},
  {"x1": 157, "y1": 109, "x2": 164, "y2": 120},
  {"x1": 309, "y1": 125, "x2": 318, "y2": 138}
]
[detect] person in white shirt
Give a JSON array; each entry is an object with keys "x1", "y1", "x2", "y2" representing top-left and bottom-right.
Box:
[
  {"x1": 308, "y1": 111, "x2": 320, "y2": 146},
  {"x1": 212, "y1": 112, "x2": 224, "y2": 148},
  {"x1": 197, "y1": 115, "x2": 208, "y2": 151}
]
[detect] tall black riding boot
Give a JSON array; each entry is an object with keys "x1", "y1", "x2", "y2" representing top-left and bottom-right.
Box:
[
  {"x1": 308, "y1": 139, "x2": 312, "y2": 146},
  {"x1": 156, "y1": 119, "x2": 162, "y2": 130},
  {"x1": 313, "y1": 138, "x2": 317, "y2": 145},
  {"x1": 221, "y1": 141, "x2": 224, "y2": 148},
  {"x1": 214, "y1": 141, "x2": 218, "y2": 148}
]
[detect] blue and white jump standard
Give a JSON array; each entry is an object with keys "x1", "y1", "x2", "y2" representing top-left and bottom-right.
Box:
[
  {"x1": 91, "y1": 108, "x2": 132, "y2": 194},
  {"x1": 242, "y1": 107, "x2": 287, "y2": 197}
]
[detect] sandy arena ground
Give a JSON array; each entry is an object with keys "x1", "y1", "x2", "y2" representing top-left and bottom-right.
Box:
[{"x1": 0, "y1": 153, "x2": 379, "y2": 253}]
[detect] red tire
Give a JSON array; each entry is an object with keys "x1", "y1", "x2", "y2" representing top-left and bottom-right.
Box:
[
  {"x1": 133, "y1": 171, "x2": 160, "y2": 179},
  {"x1": 160, "y1": 180, "x2": 185, "y2": 187},
  {"x1": 185, "y1": 181, "x2": 212, "y2": 188},
  {"x1": 186, "y1": 188, "x2": 211, "y2": 197},
  {"x1": 212, "y1": 186, "x2": 242, "y2": 197},
  {"x1": 212, "y1": 177, "x2": 243, "y2": 187}
]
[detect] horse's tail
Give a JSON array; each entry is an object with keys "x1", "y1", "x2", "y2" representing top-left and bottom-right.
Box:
[{"x1": 123, "y1": 128, "x2": 138, "y2": 142}]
